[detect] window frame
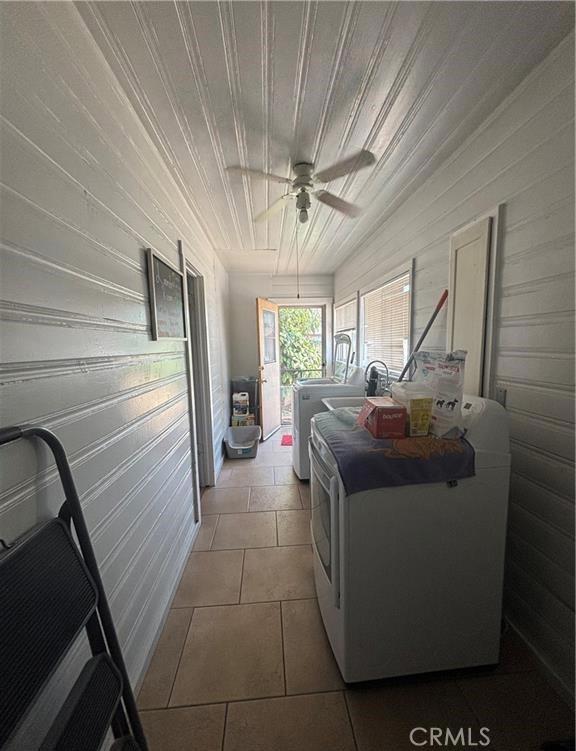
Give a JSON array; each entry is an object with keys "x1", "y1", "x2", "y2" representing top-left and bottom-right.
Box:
[
  {"x1": 358, "y1": 262, "x2": 414, "y2": 377},
  {"x1": 333, "y1": 294, "x2": 359, "y2": 366}
]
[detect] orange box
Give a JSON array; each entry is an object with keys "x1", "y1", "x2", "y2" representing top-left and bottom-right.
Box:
[{"x1": 356, "y1": 397, "x2": 407, "y2": 439}]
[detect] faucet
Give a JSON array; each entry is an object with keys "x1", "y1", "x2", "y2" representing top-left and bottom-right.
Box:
[{"x1": 363, "y1": 360, "x2": 390, "y2": 396}]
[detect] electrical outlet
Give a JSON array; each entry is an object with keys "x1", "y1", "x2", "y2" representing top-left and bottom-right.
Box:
[{"x1": 494, "y1": 386, "x2": 507, "y2": 408}]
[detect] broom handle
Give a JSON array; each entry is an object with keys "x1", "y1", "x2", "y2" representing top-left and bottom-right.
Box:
[{"x1": 398, "y1": 289, "x2": 448, "y2": 382}]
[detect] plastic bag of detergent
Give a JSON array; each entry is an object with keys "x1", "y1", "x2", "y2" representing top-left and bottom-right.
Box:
[{"x1": 412, "y1": 350, "x2": 467, "y2": 438}]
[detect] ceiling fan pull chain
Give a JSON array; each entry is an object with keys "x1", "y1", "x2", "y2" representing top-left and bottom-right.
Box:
[{"x1": 296, "y1": 224, "x2": 301, "y2": 300}]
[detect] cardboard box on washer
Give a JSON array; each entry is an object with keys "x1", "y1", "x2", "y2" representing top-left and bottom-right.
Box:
[{"x1": 356, "y1": 397, "x2": 407, "y2": 439}]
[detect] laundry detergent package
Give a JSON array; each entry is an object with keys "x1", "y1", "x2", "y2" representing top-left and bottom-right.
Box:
[
  {"x1": 412, "y1": 350, "x2": 467, "y2": 439},
  {"x1": 356, "y1": 397, "x2": 407, "y2": 439},
  {"x1": 232, "y1": 391, "x2": 250, "y2": 415},
  {"x1": 231, "y1": 413, "x2": 256, "y2": 426},
  {"x1": 390, "y1": 382, "x2": 434, "y2": 437}
]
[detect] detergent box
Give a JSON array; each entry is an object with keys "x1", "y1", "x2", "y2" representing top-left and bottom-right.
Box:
[
  {"x1": 356, "y1": 397, "x2": 407, "y2": 439},
  {"x1": 231, "y1": 413, "x2": 256, "y2": 427},
  {"x1": 232, "y1": 391, "x2": 250, "y2": 415},
  {"x1": 390, "y1": 382, "x2": 434, "y2": 437}
]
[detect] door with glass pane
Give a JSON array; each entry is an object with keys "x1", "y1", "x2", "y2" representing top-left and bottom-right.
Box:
[{"x1": 256, "y1": 298, "x2": 281, "y2": 439}]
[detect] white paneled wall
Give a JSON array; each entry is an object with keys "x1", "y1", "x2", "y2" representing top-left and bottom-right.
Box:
[
  {"x1": 335, "y1": 34, "x2": 574, "y2": 696},
  {"x1": 228, "y1": 273, "x2": 334, "y2": 376},
  {"x1": 0, "y1": 1, "x2": 229, "y2": 733}
]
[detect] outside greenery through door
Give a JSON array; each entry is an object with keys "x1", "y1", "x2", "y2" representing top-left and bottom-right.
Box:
[{"x1": 279, "y1": 306, "x2": 323, "y2": 424}]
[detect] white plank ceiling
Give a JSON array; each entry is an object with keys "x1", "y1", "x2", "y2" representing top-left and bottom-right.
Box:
[{"x1": 78, "y1": 1, "x2": 573, "y2": 274}]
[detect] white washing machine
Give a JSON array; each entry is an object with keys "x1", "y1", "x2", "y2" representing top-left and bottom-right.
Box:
[
  {"x1": 309, "y1": 396, "x2": 511, "y2": 682},
  {"x1": 292, "y1": 373, "x2": 364, "y2": 480}
]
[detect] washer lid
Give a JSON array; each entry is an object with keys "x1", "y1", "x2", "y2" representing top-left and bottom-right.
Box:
[{"x1": 298, "y1": 378, "x2": 338, "y2": 385}]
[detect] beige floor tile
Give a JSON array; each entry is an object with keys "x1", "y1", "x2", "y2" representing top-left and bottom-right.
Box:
[
  {"x1": 211, "y1": 511, "x2": 277, "y2": 549},
  {"x1": 274, "y1": 466, "x2": 300, "y2": 485},
  {"x1": 215, "y1": 468, "x2": 234, "y2": 487},
  {"x1": 255, "y1": 451, "x2": 293, "y2": 467},
  {"x1": 260, "y1": 435, "x2": 291, "y2": 451},
  {"x1": 172, "y1": 550, "x2": 243, "y2": 607},
  {"x1": 299, "y1": 483, "x2": 311, "y2": 508},
  {"x1": 457, "y1": 671, "x2": 574, "y2": 751},
  {"x1": 282, "y1": 599, "x2": 343, "y2": 694},
  {"x1": 346, "y1": 680, "x2": 480, "y2": 751},
  {"x1": 224, "y1": 692, "x2": 356, "y2": 751},
  {"x1": 170, "y1": 603, "x2": 284, "y2": 705},
  {"x1": 223, "y1": 457, "x2": 258, "y2": 469},
  {"x1": 256, "y1": 441, "x2": 277, "y2": 455},
  {"x1": 218, "y1": 467, "x2": 275, "y2": 487},
  {"x1": 241, "y1": 546, "x2": 315, "y2": 602},
  {"x1": 138, "y1": 609, "x2": 193, "y2": 709},
  {"x1": 202, "y1": 487, "x2": 250, "y2": 514},
  {"x1": 277, "y1": 509, "x2": 311, "y2": 546},
  {"x1": 192, "y1": 514, "x2": 219, "y2": 551},
  {"x1": 141, "y1": 704, "x2": 226, "y2": 751},
  {"x1": 249, "y1": 485, "x2": 302, "y2": 512}
]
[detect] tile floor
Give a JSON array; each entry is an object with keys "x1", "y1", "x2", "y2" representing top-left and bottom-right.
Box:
[{"x1": 138, "y1": 431, "x2": 573, "y2": 751}]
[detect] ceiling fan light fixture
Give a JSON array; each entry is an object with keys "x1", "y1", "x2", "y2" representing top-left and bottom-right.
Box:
[
  {"x1": 296, "y1": 189, "x2": 311, "y2": 223},
  {"x1": 234, "y1": 149, "x2": 375, "y2": 224}
]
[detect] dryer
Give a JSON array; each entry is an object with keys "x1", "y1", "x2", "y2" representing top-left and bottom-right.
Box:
[{"x1": 309, "y1": 396, "x2": 511, "y2": 682}]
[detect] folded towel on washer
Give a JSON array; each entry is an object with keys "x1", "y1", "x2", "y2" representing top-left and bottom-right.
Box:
[{"x1": 314, "y1": 409, "x2": 475, "y2": 495}]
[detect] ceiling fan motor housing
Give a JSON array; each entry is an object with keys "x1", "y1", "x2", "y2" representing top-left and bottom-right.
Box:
[{"x1": 227, "y1": 150, "x2": 373, "y2": 223}]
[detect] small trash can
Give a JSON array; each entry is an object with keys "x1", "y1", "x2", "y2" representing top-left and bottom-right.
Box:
[{"x1": 224, "y1": 425, "x2": 262, "y2": 459}]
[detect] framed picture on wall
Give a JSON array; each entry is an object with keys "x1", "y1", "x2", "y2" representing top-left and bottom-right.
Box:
[{"x1": 146, "y1": 248, "x2": 186, "y2": 340}]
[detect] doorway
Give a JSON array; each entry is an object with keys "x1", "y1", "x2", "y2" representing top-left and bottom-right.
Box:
[
  {"x1": 279, "y1": 306, "x2": 325, "y2": 424},
  {"x1": 186, "y1": 269, "x2": 215, "y2": 490}
]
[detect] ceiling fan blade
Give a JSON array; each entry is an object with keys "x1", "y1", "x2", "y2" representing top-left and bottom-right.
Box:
[
  {"x1": 314, "y1": 190, "x2": 362, "y2": 218},
  {"x1": 313, "y1": 149, "x2": 376, "y2": 183},
  {"x1": 254, "y1": 194, "x2": 293, "y2": 223},
  {"x1": 226, "y1": 166, "x2": 292, "y2": 185}
]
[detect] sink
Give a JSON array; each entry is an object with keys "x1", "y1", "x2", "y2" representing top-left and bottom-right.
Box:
[{"x1": 322, "y1": 396, "x2": 365, "y2": 412}]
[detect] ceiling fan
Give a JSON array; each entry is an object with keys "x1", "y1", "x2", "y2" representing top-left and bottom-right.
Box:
[{"x1": 227, "y1": 149, "x2": 376, "y2": 224}]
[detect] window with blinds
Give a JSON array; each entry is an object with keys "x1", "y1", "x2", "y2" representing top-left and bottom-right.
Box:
[
  {"x1": 360, "y1": 272, "x2": 411, "y2": 372},
  {"x1": 334, "y1": 298, "x2": 358, "y2": 368},
  {"x1": 335, "y1": 299, "x2": 357, "y2": 333}
]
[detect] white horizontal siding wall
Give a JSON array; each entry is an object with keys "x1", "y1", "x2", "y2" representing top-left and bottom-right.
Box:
[
  {"x1": 0, "y1": 2, "x2": 229, "y2": 738},
  {"x1": 228, "y1": 273, "x2": 334, "y2": 376},
  {"x1": 335, "y1": 33, "x2": 574, "y2": 696}
]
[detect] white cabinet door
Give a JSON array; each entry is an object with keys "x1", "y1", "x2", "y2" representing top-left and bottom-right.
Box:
[{"x1": 447, "y1": 217, "x2": 492, "y2": 396}]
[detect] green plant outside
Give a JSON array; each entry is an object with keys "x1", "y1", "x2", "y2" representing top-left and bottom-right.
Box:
[{"x1": 279, "y1": 307, "x2": 322, "y2": 385}]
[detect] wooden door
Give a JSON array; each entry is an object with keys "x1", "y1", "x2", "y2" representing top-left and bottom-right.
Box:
[
  {"x1": 256, "y1": 298, "x2": 281, "y2": 439},
  {"x1": 447, "y1": 217, "x2": 492, "y2": 396}
]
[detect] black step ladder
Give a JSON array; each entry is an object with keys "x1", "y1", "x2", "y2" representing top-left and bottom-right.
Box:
[{"x1": 0, "y1": 426, "x2": 148, "y2": 751}]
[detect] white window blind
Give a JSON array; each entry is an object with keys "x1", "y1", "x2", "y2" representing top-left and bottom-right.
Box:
[
  {"x1": 335, "y1": 300, "x2": 356, "y2": 332},
  {"x1": 334, "y1": 299, "x2": 358, "y2": 369},
  {"x1": 360, "y1": 272, "x2": 411, "y2": 371}
]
